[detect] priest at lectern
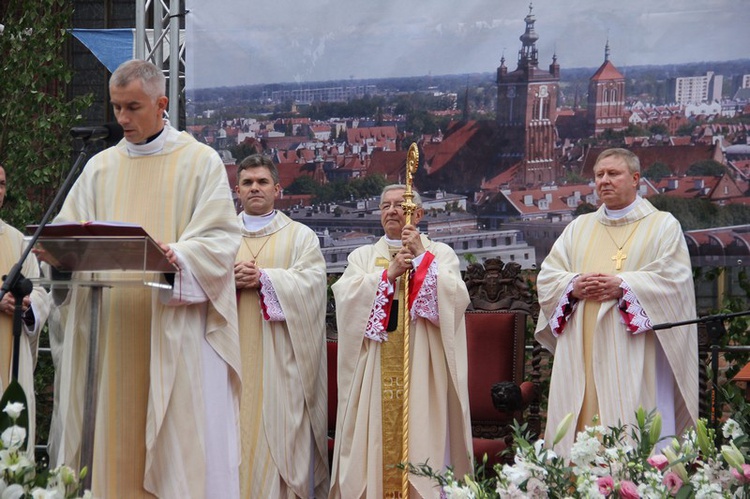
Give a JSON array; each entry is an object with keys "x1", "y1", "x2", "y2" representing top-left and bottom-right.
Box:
[{"x1": 39, "y1": 60, "x2": 241, "y2": 498}]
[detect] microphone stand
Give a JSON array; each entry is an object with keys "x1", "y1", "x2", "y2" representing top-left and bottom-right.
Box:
[
  {"x1": 0, "y1": 135, "x2": 98, "y2": 450},
  {"x1": 652, "y1": 310, "x2": 750, "y2": 431}
]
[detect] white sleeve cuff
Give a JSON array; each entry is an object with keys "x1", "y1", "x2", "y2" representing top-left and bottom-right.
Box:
[{"x1": 159, "y1": 247, "x2": 209, "y2": 305}]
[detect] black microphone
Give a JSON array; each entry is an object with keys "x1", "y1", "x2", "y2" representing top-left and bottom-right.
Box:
[{"x1": 70, "y1": 122, "x2": 124, "y2": 142}]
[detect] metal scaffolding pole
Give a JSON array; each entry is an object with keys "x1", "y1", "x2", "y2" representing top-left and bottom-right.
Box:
[{"x1": 134, "y1": 0, "x2": 184, "y2": 128}]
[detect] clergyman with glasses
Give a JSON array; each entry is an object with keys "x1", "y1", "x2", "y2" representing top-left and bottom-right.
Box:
[{"x1": 329, "y1": 184, "x2": 473, "y2": 498}]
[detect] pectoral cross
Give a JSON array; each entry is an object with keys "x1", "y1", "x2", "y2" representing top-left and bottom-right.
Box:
[{"x1": 611, "y1": 249, "x2": 627, "y2": 270}]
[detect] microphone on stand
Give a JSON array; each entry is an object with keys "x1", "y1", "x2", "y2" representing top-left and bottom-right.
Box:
[{"x1": 70, "y1": 122, "x2": 124, "y2": 142}]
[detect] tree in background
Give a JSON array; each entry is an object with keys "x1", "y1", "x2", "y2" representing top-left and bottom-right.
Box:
[
  {"x1": 648, "y1": 123, "x2": 669, "y2": 136},
  {"x1": 0, "y1": 0, "x2": 92, "y2": 228},
  {"x1": 573, "y1": 202, "x2": 597, "y2": 216},
  {"x1": 649, "y1": 194, "x2": 750, "y2": 230},
  {"x1": 285, "y1": 175, "x2": 318, "y2": 195},
  {"x1": 642, "y1": 161, "x2": 671, "y2": 181},
  {"x1": 1, "y1": 0, "x2": 91, "y2": 451},
  {"x1": 686, "y1": 159, "x2": 727, "y2": 177},
  {"x1": 286, "y1": 174, "x2": 388, "y2": 204}
]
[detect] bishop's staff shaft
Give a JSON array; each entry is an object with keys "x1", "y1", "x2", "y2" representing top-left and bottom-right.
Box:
[{"x1": 400, "y1": 142, "x2": 419, "y2": 499}]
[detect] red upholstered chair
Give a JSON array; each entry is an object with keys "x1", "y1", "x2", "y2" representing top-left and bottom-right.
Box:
[
  {"x1": 463, "y1": 258, "x2": 541, "y2": 470},
  {"x1": 465, "y1": 310, "x2": 537, "y2": 469},
  {"x1": 326, "y1": 339, "x2": 338, "y2": 469}
]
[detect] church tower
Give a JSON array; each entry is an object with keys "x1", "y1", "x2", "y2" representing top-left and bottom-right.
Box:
[
  {"x1": 496, "y1": 4, "x2": 559, "y2": 186},
  {"x1": 587, "y1": 41, "x2": 627, "y2": 135}
]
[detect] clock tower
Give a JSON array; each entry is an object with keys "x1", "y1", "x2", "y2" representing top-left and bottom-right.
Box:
[{"x1": 496, "y1": 4, "x2": 559, "y2": 185}]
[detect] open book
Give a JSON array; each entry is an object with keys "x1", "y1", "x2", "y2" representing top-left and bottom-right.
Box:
[{"x1": 26, "y1": 221, "x2": 177, "y2": 273}]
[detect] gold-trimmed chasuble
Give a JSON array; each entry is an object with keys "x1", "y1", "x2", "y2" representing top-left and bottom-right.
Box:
[{"x1": 376, "y1": 253, "x2": 406, "y2": 499}]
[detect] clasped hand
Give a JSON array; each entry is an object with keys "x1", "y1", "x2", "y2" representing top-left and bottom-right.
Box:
[
  {"x1": 574, "y1": 272, "x2": 623, "y2": 302},
  {"x1": 235, "y1": 260, "x2": 261, "y2": 289},
  {"x1": 387, "y1": 224, "x2": 425, "y2": 282}
]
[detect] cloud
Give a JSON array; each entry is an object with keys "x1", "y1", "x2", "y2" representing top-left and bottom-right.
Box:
[{"x1": 186, "y1": 0, "x2": 750, "y2": 88}]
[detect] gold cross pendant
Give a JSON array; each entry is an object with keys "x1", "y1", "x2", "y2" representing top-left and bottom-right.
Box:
[{"x1": 611, "y1": 249, "x2": 627, "y2": 270}]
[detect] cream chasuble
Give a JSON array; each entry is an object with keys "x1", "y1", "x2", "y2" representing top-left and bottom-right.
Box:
[
  {"x1": 535, "y1": 198, "x2": 698, "y2": 454},
  {"x1": 51, "y1": 131, "x2": 241, "y2": 498},
  {"x1": 329, "y1": 236, "x2": 472, "y2": 499},
  {"x1": 0, "y1": 220, "x2": 50, "y2": 452},
  {"x1": 236, "y1": 211, "x2": 329, "y2": 499}
]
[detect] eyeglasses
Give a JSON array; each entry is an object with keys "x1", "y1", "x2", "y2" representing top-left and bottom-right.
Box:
[{"x1": 379, "y1": 202, "x2": 404, "y2": 212}]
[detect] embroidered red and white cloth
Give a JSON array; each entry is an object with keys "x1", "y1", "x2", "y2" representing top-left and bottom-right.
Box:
[
  {"x1": 258, "y1": 270, "x2": 285, "y2": 321},
  {"x1": 363, "y1": 252, "x2": 437, "y2": 342},
  {"x1": 549, "y1": 276, "x2": 652, "y2": 337}
]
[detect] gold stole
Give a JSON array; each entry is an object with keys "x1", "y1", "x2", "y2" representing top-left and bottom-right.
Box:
[
  {"x1": 578, "y1": 222, "x2": 638, "y2": 433},
  {"x1": 376, "y1": 252, "x2": 406, "y2": 499}
]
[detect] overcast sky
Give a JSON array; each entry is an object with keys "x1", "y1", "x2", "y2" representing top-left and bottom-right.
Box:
[{"x1": 185, "y1": 0, "x2": 749, "y2": 89}]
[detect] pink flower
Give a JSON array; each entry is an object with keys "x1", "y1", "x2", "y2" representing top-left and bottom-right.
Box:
[
  {"x1": 597, "y1": 476, "x2": 615, "y2": 495},
  {"x1": 663, "y1": 471, "x2": 683, "y2": 495},
  {"x1": 647, "y1": 454, "x2": 669, "y2": 471},
  {"x1": 618, "y1": 480, "x2": 640, "y2": 499},
  {"x1": 731, "y1": 463, "x2": 750, "y2": 484}
]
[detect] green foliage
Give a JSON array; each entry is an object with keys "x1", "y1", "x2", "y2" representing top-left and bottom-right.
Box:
[
  {"x1": 675, "y1": 123, "x2": 696, "y2": 136},
  {"x1": 562, "y1": 172, "x2": 587, "y2": 184},
  {"x1": 648, "y1": 195, "x2": 750, "y2": 230},
  {"x1": 34, "y1": 327, "x2": 55, "y2": 447},
  {"x1": 698, "y1": 267, "x2": 750, "y2": 423},
  {"x1": 648, "y1": 123, "x2": 669, "y2": 136},
  {"x1": 0, "y1": 382, "x2": 29, "y2": 449},
  {"x1": 230, "y1": 140, "x2": 260, "y2": 164},
  {"x1": 643, "y1": 161, "x2": 672, "y2": 181},
  {"x1": 685, "y1": 159, "x2": 726, "y2": 177},
  {"x1": 0, "y1": 0, "x2": 92, "y2": 228},
  {"x1": 573, "y1": 202, "x2": 597, "y2": 216},
  {"x1": 285, "y1": 175, "x2": 318, "y2": 195},
  {"x1": 302, "y1": 174, "x2": 388, "y2": 204}
]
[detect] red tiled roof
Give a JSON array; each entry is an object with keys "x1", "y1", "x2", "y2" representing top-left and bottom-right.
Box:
[
  {"x1": 277, "y1": 161, "x2": 315, "y2": 189},
  {"x1": 582, "y1": 145, "x2": 717, "y2": 178},
  {"x1": 264, "y1": 136, "x2": 306, "y2": 150},
  {"x1": 369, "y1": 150, "x2": 407, "y2": 182},
  {"x1": 422, "y1": 121, "x2": 481, "y2": 175},
  {"x1": 590, "y1": 60, "x2": 624, "y2": 81},
  {"x1": 482, "y1": 163, "x2": 521, "y2": 190},
  {"x1": 707, "y1": 175, "x2": 746, "y2": 201},
  {"x1": 670, "y1": 136, "x2": 692, "y2": 146},
  {"x1": 652, "y1": 176, "x2": 718, "y2": 199},
  {"x1": 502, "y1": 183, "x2": 597, "y2": 216},
  {"x1": 346, "y1": 126, "x2": 398, "y2": 145}
]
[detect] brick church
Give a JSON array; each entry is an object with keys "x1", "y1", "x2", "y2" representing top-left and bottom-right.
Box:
[
  {"x1": 496, "y1": 4, "x2": 560, "y2": 186},
  {"x1": 402, "y1": 4, "x2": 629, "y2": 193}
]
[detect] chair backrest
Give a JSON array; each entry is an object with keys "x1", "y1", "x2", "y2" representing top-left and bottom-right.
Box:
[
  {"x1": 464, "y1": 310, "x2": 526, "y2": 431},
  {"x1": 463, "y1": 257, "x2": 539, "y2": 439}
]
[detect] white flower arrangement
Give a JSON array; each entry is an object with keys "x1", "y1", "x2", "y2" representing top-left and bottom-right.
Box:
[
  {"x1": 409, "y1": 408, "x2": 750, "y2": 499},
  {"x1": 0, "y1": 402, "x2": 89, "y2": 499}
]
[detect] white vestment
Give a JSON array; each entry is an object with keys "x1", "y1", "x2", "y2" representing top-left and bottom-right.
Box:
[
  {"x1": 0, "y1": 220, "x2": 51, "y2": 451},
  {"x1": 535, "y1": 198, "x2": 698, "y2": 453},
  {"x1": 329, "y1": 235, "x2": 473, "y2": 499},
  {"x1": 50, "y1": 128, "x2": 241, "y2": 498},
  {"x1": 236, "y1": 211, "x2": 329, "y2": 498}
]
